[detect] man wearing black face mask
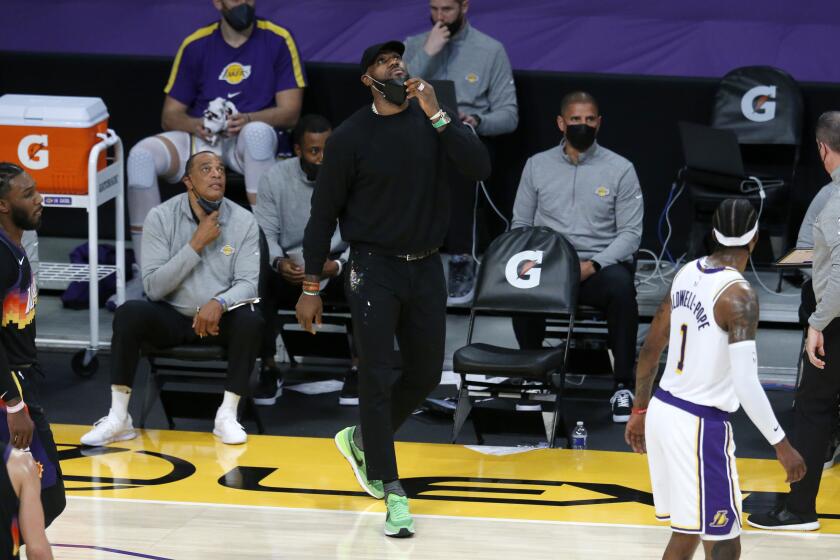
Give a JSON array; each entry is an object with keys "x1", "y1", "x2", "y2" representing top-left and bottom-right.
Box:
[
  {"x1": 254, "y1": 115, "x2": 358, "y2": 407},
  {"x1": 298, "y1": 41, "x2": 490, "y2": 537},
  {"x1": 512, "y1": 91, "x2": 644, "y2": 424},
  {"x1": 404, "y1": 0, "x2": 518, "y2": 306},
  {"x1": 82, "y1": 151, "x2": 264, "y2": 448}
]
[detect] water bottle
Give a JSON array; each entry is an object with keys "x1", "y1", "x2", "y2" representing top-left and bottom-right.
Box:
[{"x1": 571, "y1": 421, "x2": 587, "y2": 450}]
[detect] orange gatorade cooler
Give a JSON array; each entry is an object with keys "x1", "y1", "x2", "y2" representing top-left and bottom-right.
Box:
[{"x1": 0, "y1": 94, "x2": 109, "y2": 194}]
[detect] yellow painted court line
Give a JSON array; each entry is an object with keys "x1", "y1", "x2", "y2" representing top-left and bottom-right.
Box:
[{"x1": 53, "y1": 424, "x2": 840, "y2": 534}]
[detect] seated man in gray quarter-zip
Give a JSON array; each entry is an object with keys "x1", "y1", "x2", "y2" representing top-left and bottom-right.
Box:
[
  {"x1": 81, "y1": 151, "x2": 264, "y2": 447},
  {"x1": 511, "y1": 91, "x2": 644, "y2": 424},
  {"x1": 404, "y1": 0, "x2": 519, "y2": 305},
  {"x1": 254, "y1": 114, "x2": 359, "y2": 408}
]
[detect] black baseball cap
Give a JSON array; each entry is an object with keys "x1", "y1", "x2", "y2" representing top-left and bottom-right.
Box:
[{"x1": 359, "y1": 41, "x2": 405, "y2": 74}]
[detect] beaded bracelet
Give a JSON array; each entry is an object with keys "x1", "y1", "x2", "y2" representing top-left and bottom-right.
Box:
[{"x1": 631, "y1": 407, "x2": 647, "y2": 415}]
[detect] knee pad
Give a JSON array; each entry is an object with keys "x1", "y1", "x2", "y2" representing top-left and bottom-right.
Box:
[
  {"x1": 239, "y1": 122, "x2": 277, "y2": 161},
  {"x1": 127, "y1": 144, "x2": 162, "y2": 191}
]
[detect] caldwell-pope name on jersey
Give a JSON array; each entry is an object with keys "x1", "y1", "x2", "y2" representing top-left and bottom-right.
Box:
[{"x1": 671, "y1": 289, "x2": 710, "y2": 330}]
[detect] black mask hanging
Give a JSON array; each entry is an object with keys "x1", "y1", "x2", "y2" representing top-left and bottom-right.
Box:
[
  {"x1": 564, "y1": 124, "x2": 598, "y2": 152},
  {"x1": 299, "y1": 158, "x2": 321, "y2": 182},
  {"x1": 366, "y1": 75, "x2": 410, "y2": 106},
  {"x1": 191, "y1": 186, "x2": 224, "y2": 214},
  {"x1": 223, "y1": 3, "x2": 256, "y2": 31}
]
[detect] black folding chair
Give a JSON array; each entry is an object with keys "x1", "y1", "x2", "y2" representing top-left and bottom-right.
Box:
[{"x1": 451, "y1": 227, "x2": 580, "y2": 448}]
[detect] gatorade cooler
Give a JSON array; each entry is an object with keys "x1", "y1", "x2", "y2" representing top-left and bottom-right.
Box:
[{"x1": 0, "y1": 94, "x2": 109, "y2": 194}]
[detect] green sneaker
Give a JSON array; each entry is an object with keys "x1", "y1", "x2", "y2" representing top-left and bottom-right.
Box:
[
  {"x1": 334, "y1": 426, "x2": 384, "y2": 499},
  {"x1": 384, "y1": 494, "x2": 415, "y2": 538}
]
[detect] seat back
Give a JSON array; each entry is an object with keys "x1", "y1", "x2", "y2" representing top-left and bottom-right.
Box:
[
  {"x1": 473, "y1": 227, "x2": 580, "y2": 316},
  {"x1": 711, "y1": 66, "x2": 803, "y2": 147}
]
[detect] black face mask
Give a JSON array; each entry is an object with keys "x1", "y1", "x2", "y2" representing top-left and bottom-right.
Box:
[
  {"x1": 299, "y1": 158, "x2": 320, "y2": 182},
  {"x1": 564, "y1": 124, "x2": 598, "y2": 152},
  {"x1": 366, "y1": 75, "x2": 410, "y2": 106},
  {"x1": 430, "y1": 13, "x2": 465, "y2": 36},
  {"x1": 222, "y1": 3, "x2": 255, "y2": 32},
  {"x1": 191, "y1": 187, "x2": 224, "y2": 214}
]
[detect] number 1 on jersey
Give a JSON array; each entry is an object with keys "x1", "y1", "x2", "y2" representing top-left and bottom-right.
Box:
[{"x1": 676, "y1": 323, "x2": 688, "y2": 374}]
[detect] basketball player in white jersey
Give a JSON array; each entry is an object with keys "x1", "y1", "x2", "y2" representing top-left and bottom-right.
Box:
[{"x1": 625, "y1": 199, "x2": 806, "y2": 559}]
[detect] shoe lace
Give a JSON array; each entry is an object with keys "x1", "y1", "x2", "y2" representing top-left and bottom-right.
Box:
[
  {"x1": 387, "y1": 495, "x2": 410, "y2": 522},
  {"x1": 611, "y1": 389, "x2": 633, "y2": 408}
]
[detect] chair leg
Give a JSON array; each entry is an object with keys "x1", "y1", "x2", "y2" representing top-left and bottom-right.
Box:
[
  {"x1": 451, "y1": 380, "x2": 473, "y2": 444},
  {"x1": 547, "y1": 392, "x2": 564, "y2": 448},
  {"x1": 248, "y1": 398, "x2": 265, "y2": 435},
  {"x1": 140, "y1": 361, "x2": 161, "y2": 430}
]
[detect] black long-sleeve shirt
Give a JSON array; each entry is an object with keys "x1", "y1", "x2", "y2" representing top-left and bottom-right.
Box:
[{"x1": 303, "y1": 102, "x2": 491, "y2": 275}]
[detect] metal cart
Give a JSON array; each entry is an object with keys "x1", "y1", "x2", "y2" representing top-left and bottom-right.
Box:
[{"x1": 39, "y1": 129, "x2": 126, "y2": 376}]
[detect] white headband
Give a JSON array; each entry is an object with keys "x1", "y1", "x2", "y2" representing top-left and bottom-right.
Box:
[{"x1": 713, "y1": 222, "x2": 758, "y2": 247}]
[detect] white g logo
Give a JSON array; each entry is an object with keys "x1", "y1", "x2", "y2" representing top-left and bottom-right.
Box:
[
  {"x1": 740, "y1": 86, "x2": 777, "y2": 123},
  {"x1": 18, "y1": 135, "x2": 49, "y2": 170},
  {"x1": 505, "y1": 250, "x2": 543, "y2": 289}
]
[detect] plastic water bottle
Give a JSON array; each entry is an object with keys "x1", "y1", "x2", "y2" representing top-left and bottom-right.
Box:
[{"x1": 571, "y1": 421, "x2": 588, "y2": 450}]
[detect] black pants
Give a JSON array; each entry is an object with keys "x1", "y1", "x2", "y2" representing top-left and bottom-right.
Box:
[
  {"x1": 787, "y1": 317, "x2": 840, "y2": 515},
  {"x1": 260, "y1": 267, "x2": 348, "y2": 361},
  {"x1": 111, "y1": 300, "x2": 263, "y2": 396},
  {"x1": 347, "y1": 249, "x2": 446, "y2": 481},
  {"x1": 511, "y1": 261, "x2": 639, "y2": 386},
  {"x1": 1, "y1": 365, "x2": 65, "y2": 528}
]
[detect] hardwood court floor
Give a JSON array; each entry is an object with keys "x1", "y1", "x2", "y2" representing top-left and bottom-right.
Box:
[{"x1": 32, "y1": 424, "x2": 840, "y2": 559}]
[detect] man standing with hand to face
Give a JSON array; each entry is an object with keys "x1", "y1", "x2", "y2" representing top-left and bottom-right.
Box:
[
  {"x1": 82, "y1": 151, "x2": 263, "y2": 447},
  {"x1": 297, "y1": 41, "x2": 490, "y2": 538},
  {"x1": 404, "y1": 0, "x2": 518, "y2": 304}
]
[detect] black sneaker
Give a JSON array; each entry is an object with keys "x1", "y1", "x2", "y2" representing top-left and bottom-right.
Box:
[
  {"x1": 253, "y1": 367, "x2": 283, "y2": 406},
  {"x1": 339, "y1": 367, "x2": 359, "y2": 406},
  {"x1": 747, "y1": 506, "x2": 820, "y2": 531},
  {"x1": 447, "y1": 255, "x2": 476, "y2": 305},
  {"x1": 824, "y1": 437, "x2": 840, "y2": 470},
  {"x1": 515, "y1": 398, "x2": 542, "y2": 412},
  {"x1": 610, "y1": 385, "x2": 634, "y2": 423}
]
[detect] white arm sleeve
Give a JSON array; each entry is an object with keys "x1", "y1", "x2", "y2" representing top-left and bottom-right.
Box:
[{"x1": 729, "y1": 340, "x2": 785, "y2": 445}]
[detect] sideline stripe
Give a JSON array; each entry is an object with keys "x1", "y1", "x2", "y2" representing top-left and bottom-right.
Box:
[
  {"x1": 54, "y1": 543, "x2": 172, "y2": 559},
  {"x1": 67, "y1": 496, "x2": 840, "y2": 539}
]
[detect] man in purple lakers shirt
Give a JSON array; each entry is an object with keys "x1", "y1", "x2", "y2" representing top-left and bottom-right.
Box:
[{"x1": 125, "y1": 0, "x2": 306, "y2": 290}]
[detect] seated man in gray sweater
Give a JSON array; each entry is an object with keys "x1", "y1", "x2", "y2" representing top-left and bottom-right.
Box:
[
  {"x1": 81, "y1": 151, "x2": 263, "y2": 446},
  {"x1": 254, "y1": 115, "x2": 357, "y2": 406},
  {"x1": 511, "y1": 91, "x2": 643, "y2": 423},
  {"x1": 404, "y1": 0, "x2": 519, "y2": 304}
]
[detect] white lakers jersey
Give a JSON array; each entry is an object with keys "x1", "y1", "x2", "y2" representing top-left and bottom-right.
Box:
[{"x1": 659, "y1": 257, "x2": 749, "y2": 412}]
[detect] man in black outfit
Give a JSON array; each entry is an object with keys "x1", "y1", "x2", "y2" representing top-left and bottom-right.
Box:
[
  {"x1": 297, "y1": 41, "x2": 490, "y2": 538},
  {"x1": 0, "y1": 163, "x2": 65, "y2": 529},
  {"x1": 748, "y1": 112, "x2": 840, "y2": 531}
]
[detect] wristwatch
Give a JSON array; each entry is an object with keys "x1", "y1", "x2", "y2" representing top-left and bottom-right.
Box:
[{"x1": 591, "y1": 260, "x2": 602, "y2": 273}]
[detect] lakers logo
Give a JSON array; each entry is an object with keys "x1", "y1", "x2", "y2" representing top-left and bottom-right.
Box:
[
  {"x1": 596, "y1": 186, "x2": 610, "y2": 198},
  {"x1": 221, "y1": 244, "x2": 235, "y2": 256},
  {"x1": 218, "y1": 62, "x2": 252, "y2": 85},
  {"x1": 466, "y1": 72, "x2": 479, "y2": 84},
  {"x1": 710, "y1": 510, "x2": 729, "y2": 528}
]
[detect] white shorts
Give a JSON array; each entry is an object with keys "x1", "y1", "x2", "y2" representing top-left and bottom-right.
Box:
[{"x1": 646, "y1": 390, "x2": 742, "y2": 540}]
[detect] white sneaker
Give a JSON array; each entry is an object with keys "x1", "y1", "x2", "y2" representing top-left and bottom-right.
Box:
[
  {"x1": 80, "y1": 411, "x2": 137, "y2": 446},
  {"x1": 214, "y1": 412, "x2": 247, "y2": 445}
]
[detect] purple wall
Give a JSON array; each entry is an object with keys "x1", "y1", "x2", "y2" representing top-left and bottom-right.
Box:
[{"x1": 5, "y1": 0, "x2": 838, "y2": 82}]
